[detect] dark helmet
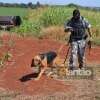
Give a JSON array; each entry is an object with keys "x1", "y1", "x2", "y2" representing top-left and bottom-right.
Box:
[{"x1": 73, "y1": 9, "x2": 80, "y2": 20}]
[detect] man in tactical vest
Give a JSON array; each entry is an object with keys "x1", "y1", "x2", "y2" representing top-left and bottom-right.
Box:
[{"x1": 64, "y1": 9, "x2": 92, "y2": 70}]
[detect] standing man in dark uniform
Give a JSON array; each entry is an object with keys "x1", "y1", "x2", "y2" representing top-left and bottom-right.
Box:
[{"x1": 64, "y1": 9, "x2": 92, "y2": 70}]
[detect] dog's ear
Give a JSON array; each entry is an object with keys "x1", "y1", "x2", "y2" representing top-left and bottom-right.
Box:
[{"x1": 31, "y1": 59, "x2": 34, "y2": 67}]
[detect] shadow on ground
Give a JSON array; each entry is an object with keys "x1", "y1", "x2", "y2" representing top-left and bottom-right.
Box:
[{"x1": 19, "y1": 73, "x2": 38, "y2": 82}]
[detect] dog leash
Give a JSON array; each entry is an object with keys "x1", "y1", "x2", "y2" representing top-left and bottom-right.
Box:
[
  {"x1": 57, "y1": 42, "x2": 70, "y2": 65},
  {"x1": 87, "y1": 40, "x2": 92, "y2": 55},
  {"x1": 63, "y1": 46, "x2": 70, "y2": 64},
  {"x1": 57, "y1": 43, "x2": 66, "y2": 54}
]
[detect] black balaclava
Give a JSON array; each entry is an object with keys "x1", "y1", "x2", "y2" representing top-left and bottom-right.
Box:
[{"x1": 73, "y1": 9, "x2": 80, "y2": 20}]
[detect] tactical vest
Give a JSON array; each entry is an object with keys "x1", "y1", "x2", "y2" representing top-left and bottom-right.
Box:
[{"x1": 70, "y1": 16, "x2": 87, "y2": 41}]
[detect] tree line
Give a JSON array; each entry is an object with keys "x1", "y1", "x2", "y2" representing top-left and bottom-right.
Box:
[
  {"x1": 0, "y1": 1, "x2": 42, "y2": 8},
  {"x1": 0, "y1": 2, "x2": 99, "y2": 11}
]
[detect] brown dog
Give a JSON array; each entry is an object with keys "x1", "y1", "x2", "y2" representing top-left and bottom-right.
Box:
[{"x1": 31, "y1": 51, "x2": 68, "y2": 80}]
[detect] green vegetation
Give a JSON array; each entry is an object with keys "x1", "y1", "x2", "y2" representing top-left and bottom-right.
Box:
[
  {"x1": 0, "y1": 6, "x2": 100, "y2": 45},
  {"x1": 0, "y1": 52, "x2": 12, "y2": 68},
  {"x1": 0, "y1": 38, "x2": 13, "y2": 68},
  {"x1": 40, "y1": 7, "x2": 72, "y2": 26},
  {"x1": 0, "y1": 7, "x2": 28, "y2": 16}
]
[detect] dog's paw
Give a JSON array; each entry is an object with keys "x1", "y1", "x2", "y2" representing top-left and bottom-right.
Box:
[{"x1": 34, "y1": 78, "x2": 40, "y2": 81}]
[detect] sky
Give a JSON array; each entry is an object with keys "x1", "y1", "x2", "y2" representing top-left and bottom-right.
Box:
[{"x1": 0, "y1": 0, "x2": 100, "y2": 7}]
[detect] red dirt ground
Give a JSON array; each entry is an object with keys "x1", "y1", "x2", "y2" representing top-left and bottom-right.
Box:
[{"x1": 0, "y1": 34, "x2": 100, "y2": 96}]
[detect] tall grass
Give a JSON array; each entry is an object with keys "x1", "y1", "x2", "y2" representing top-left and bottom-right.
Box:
[
  {"x1": 11, "y1": 19, "x2": 41, "y2": 37},
  {"x1": 1, "y1": 6, "x2": 100, "y2": 45},
  {"x1": 11, "y1": 7, "x2": 74, "y2": 37},
  {"x1": 39, "y1": 7, "x2": 100, "y2": 45},
  {"x1": 40, "y1": 7, "x2": 73, "y2": 27}
]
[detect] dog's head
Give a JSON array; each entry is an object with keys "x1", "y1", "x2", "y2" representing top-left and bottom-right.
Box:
[{"x1": 31, "y1": 55, "x2": 41, "y2": 67}]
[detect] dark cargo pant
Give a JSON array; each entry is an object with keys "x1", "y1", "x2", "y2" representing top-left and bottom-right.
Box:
[{"x1": 69, "y1": 39, "x2": 86, "y2": 69}]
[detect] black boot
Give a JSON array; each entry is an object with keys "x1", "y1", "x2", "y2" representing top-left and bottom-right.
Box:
[{"x1": 79, "y1": 64, "x2": 84, "y2": 69}]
